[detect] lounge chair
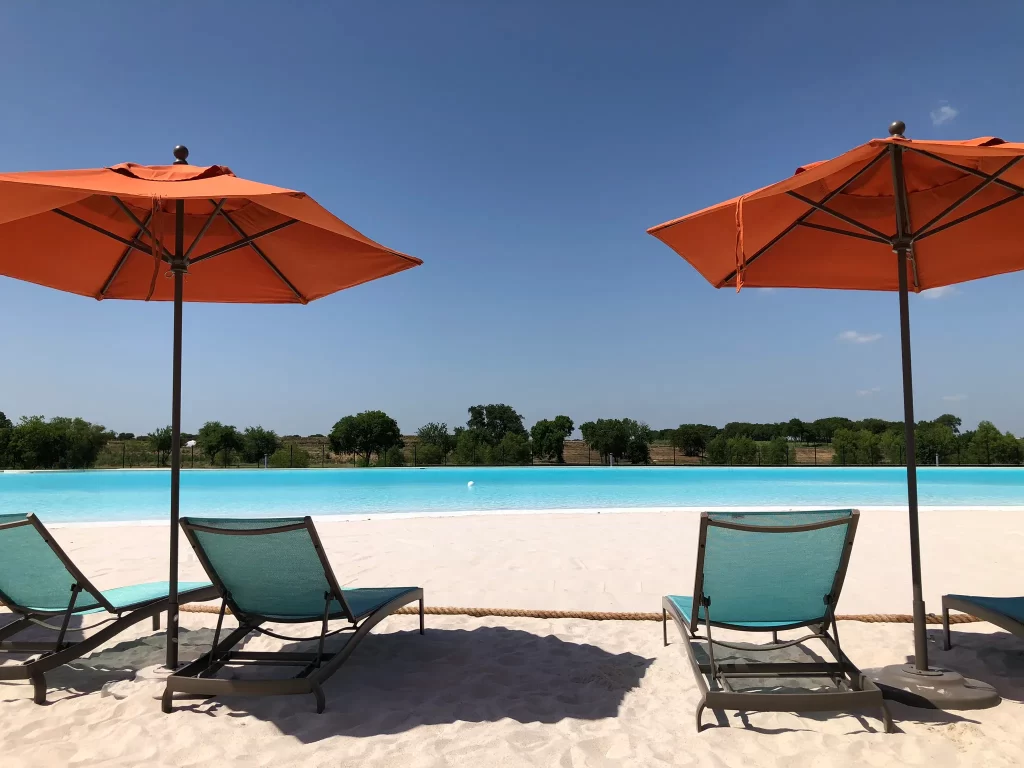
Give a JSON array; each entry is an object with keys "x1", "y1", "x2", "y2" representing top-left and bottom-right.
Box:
[
  {"x1": 943, "y1": 594, "x2": 1024, "y2": 649},
  {"x1": 662, "y1": 509, "x2": 893, "y2": 733},
  {"x1": 162, "y1": 516, "x2": 424, "y2": 714},
  {"x1": 0, "y1": 513, "x2": 217, "y2": 704}
]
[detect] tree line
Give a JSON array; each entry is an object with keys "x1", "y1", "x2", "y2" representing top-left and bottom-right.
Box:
[{"x1": 2, "y1": 407, "x2": 1023, "y2": 470}]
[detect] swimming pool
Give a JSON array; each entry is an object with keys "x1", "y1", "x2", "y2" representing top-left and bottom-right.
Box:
[{"x1": 1, "y1": 466, "x2": 1023, "y2": 523}]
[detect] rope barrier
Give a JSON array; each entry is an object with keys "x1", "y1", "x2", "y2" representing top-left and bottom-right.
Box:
[{"x1": 179, "y1": 603, "x2": 981, "y2": 624}]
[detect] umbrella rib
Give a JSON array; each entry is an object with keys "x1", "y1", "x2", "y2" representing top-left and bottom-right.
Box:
[
  {"x1": 188, "y1": 219, "x2": 298, "y2": 266},
  {"x1": 905, "y1": 148, "x2": 1024, "y2": 197},
  {"x1": 110, "y1": 197, "x2": 174, "y2": 261},
  {"x1": 915, "y1": 190, "x2": 1023, "y2": 243},
  {"x1": 795, "y1": 221, "x2": 890, "y2": 243},
  {"x1": 716, "y1": 148, "x2": 889, "y2": 287},
  {"x1": 183, "y1": 199, "x2": 226, "y2": 263},
  {"x1": 53, "y1": 209, "x2": 169, "y2": 263},
  {"x1": 785, "y1": 191, "x2": 891, "y2": 241},
  {"x1": 217, "y1": 209, "x2": 306, "y2": 302},
  {"x1": 911, "y1": 156, "x2": 1024, "y2": 240},
  {"x1": 98, "y1": 211, "x2": 153, "y2": 299}
]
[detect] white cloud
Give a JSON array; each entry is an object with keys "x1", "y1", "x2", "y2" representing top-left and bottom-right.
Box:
[
  {"x1": 857, "y1": 387, "x2": 882, "y2": 397},
  {"x1": 942, "y1": 394, "x2": 968, "y2": 402},
  {"x1": 930, "y1": 103, "x2": 959, "y2": 126},
  {"x1": 920, "y1": 286, "x2": 958, "y2": 299},
  {"x1": 838, "y1": 330, "x2": 882, "y2": 344}
]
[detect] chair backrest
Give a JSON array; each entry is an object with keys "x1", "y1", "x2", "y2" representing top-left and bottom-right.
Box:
[
  {"x1": 692, "y1": 509, "x2": 858, "y2": 629},
  {"x1": 0, "y1": 514, "x2": 106, "y2": 614},
  {"x1": 180, "y1": 517, "x2": 352, "y2": 621}
]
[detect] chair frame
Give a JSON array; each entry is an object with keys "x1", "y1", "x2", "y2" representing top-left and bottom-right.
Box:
[
  {"x1": 0, "y1": 514, "x2": 217, "y2": 704},
  {"x1": 163, "y1": 516, "x2": 424, "y2": 714},
  {"x1": 662, "y1": 510, "x2": 893, "y2": 733},
  {"x1": 943, "y1": 594, "x2": 1024, "y2": 650}
]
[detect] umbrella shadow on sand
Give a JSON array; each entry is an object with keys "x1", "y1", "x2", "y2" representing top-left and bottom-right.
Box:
[
  {"x1": 921, "y1": 627, "x2": 1024, "y2": 705},
  {"x1": 173, "y1": 625, "x2": 654, "y2": 742}
]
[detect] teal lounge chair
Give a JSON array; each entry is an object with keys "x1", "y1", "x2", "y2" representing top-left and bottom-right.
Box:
[
  {"x1": 943, "y1": 594, "x2": 1024, "y2": 649},
  {"x1": 162, "y1": 516, "x2": 424, "y2": 714},
  {"x1": 0, "y1": 513, "x2": 217, "y2": 704},
  {"x1": 662, "y1": 509, "x2": 893, "y2": 733}
]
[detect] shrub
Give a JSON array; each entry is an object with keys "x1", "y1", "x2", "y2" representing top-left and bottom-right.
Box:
[{"x1": 269, "y1": 446, "x2": 310, "y2": 468}]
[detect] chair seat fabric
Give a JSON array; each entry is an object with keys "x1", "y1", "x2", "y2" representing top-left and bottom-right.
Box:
[
  {"x1": 666, "y1": 594, "x2": 817, "y2": 629},
  {"x1": 947, "y1": 594, "x2": 1024, "y2": 623}
]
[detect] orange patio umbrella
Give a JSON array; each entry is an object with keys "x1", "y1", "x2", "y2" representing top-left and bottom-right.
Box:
[
  {"x1": 649, "y1": 121, "x2": 1024, "y2": 709},
  {"x1": 0, "y1": 146, "x2": 421, "y2": 667}
]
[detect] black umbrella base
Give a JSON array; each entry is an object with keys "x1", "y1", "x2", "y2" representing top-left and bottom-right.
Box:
[{"x1": 866, "y1": 664, "x2": 1000, "y2": 710}]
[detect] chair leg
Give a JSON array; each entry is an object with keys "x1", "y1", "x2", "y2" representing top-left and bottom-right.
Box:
[
  {"x1": 153, "y1": 612, "x2": 161, "y2": 631},
  {"x1": 695, "y1": 697, "x2": 706, "y2": 732},
  {"x1": 942, "y1": 604, "x2": 952, "y2": 650},
  {"x1": 880, "y1": 701, "x2": 895, "y2": 733},
  {"x1": 663, "y1": 609, "x2": 668, "y2": 646},
  {"x1": 32, "y1": 674, "x2": 47, "y2": 705},
  {"x1": 419, "y1": 597, "x2": 425, "y2": 635},
  {"x1": 313, "y1": 684, "x2": 326, "y2": 714}
]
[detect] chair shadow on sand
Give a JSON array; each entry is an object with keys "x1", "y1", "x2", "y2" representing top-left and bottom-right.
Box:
[
  {"x1": 184, "y1": 625, "x2": 656, "y2": 743},
  {"x1": 1, "y1": 614, "x2": 654, "y2": 742},
  {"x1": 0, "y1": 611, "x2": 218, "y2": 704},
  {"x1": 680, "y1": 632, "x2": 987, "y2": 734}
]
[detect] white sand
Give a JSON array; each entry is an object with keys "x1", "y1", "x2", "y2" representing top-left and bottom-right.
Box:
[{"x1": 2, "y1": 509, "x2": 1023, "y2": 766}]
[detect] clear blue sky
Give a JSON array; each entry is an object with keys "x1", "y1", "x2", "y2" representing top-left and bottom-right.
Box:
[{"x1": 2, "y1": 2, "x2": 1023, "y2": 437}]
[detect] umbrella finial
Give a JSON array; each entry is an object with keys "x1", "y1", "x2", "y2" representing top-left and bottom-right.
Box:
[
  {"x1": 888, "y1": 121, "x2": 906, "y2": 138},
  {"x1": 172, "y1": 145, "x2": 189, "y2": 165}
]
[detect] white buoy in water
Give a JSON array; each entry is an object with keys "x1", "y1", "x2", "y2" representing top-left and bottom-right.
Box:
[{"x1": 467, "y1": 481, "x2": 475, "y2": 488}]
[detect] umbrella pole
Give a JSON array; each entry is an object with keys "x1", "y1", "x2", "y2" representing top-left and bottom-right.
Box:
[
  {"x1": 895, "y1": 247, "x2": 928, "y2": 671},
  {"x1": 867, "y1": 129, "x2": 998, "y2": 708},
  {"x1": 165, "y1": 198, "x2": 185, "y2": 669}
]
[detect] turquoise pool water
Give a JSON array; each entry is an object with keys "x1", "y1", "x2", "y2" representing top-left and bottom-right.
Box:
[{"x1": 1, "y1": 466, "x2": 1023, "y2": 523}]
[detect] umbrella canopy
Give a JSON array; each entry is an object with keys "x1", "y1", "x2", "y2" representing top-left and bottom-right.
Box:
[
  {"x1": 647, "y1": 122, "x2": 1019, "y2": 709},
  {"x1": 0, "y1": 156, "x2": 420, "y2": 302},
  {"x1": 0, "y1": 147, "x2": 421, "y2": 667},
  {"x1": 649, "y1": 128, "x2": 1024, "y2": 292}
]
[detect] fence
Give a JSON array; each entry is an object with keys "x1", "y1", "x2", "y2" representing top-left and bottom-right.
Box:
[{"x1": 85, "y1": 437, "x2": 1022, "y2": 470}]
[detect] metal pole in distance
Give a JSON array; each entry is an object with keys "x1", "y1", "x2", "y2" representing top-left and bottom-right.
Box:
[{"x1": 166, "y1": 196, "x2": 186, "y2": 670}]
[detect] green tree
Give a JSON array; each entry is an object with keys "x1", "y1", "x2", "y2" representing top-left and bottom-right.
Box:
[
  {"x1": 579, "y1": 418, "x2": 652, "y2": 463},
  {"x1": 329, "y1": 410, "x2": 403, "y2": 466},
  {"x1": 417, "y1": 422, "x2": 455, "y2": 456},
  {"x1": 149, "y1": 426, "x2": 172, "y2": 466},
  {"x1": 453, "y1": 427, "x2": 487, "y2": 465},
  {"x1": 760, "y1": 437, "x2": 792, "y2": 465},
  {"x1": 0, "y1": 411, "x2": 12, "y2": 467},
  {"x1": 810, "y1": 417, "x2": 854, "y2": 443},
  {"x1": 933, "y1": 414, "x2": 962, "y2": 436},
  {"x1": 706, "y1": 435, "x2": 729, "y2": 465},
  {"x1": 496, "y1": 432, "x2": 533, "y2": 465},
  {"x1": 993, "y1": 432, "x2": 1023, "y2": 465},
  {"x1": 671, "y1": 424, "x2": 716, "y2": 457},
  {"x1": 785, "y1": 418, "x2": 806, "y2": 442},
  {"x1": 531, "y1": 416, "x2": 574, "y2": 463},
  {"x1": 197, "y1": 421, "x2": 243, "y2": 467},
  {"x1": 915, "y1": 421, "x2": 956, "y2": 465},
  {"x1": 466, "y1": 404, "x2": 527, "y2": 445},
  {"x1": 969, "y1": 421, "x2": 1001, "y2": 465},
  {"x1": 880, "y1": 428, "x2": 905, "y2": 464},
  {"x1": 727, "y1": 436, "x2": 758, "y2": 464},
  {"x1": 831, "y1": 428, "x2": 858, "y2": 465},
  {"x1": 6, "y1": 415, "x2": 109, "y2": 469},
  {"x1": 856, "y1": 430, "x2": 882, "y2": 465},
  {"x1": 241, "y1": 426, "x2": 281, "y2": 464}
]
